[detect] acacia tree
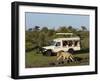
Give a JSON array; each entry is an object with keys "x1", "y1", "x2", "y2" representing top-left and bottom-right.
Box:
[
  {"x1": 28, "y1": 28, "x2": 32, "y2": 31},
  {"x1": 81, "y1": 26, "x2": 87, "y2": 31}
]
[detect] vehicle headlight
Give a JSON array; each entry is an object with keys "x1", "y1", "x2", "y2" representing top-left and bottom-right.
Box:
[{"x1": 42, "y1": 48, "x2": 47, "y2": 52}]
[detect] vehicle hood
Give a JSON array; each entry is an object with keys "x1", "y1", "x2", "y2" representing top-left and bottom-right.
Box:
[{"x1": 43, "y1": 46, "x2": 54, "y2": 49}]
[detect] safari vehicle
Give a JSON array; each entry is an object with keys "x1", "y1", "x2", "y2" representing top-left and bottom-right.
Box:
[{"x1": 42, "y1": 33, "x2": 81, "y2": 56}]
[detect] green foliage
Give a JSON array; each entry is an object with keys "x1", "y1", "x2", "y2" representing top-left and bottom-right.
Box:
[
  {"x1": 25, "y1": 26, "x2": 89, "y2": 52},
  {"x1": 81, "y1": 26, "x2": 87, "y2": 31},
  {"x1": 76, "y1": 31, "x2": 89, "y2": 49},
  {"x1": 26, "y1": 42, "x2": 33, "y2": 50}
]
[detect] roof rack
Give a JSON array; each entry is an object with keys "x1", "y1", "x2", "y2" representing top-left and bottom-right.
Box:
[{"x1": 56, "y1": 33, "x2": 73, "y2": 35}]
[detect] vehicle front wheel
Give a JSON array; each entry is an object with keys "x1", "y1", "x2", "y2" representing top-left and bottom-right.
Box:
[{"x1": 45, "y1": 50, "x2": 52, "y2": 56}]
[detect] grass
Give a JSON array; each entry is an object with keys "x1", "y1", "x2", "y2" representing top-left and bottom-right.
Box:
[{"x1": 25, "y1": 51, "x2": 89, "y2": 68}]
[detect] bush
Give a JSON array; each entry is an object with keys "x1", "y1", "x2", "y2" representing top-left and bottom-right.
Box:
[{"x1": 26, "y1": 42, "x2": 33, "y2": 52}]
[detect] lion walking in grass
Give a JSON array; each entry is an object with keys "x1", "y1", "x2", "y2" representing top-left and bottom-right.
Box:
[{"x1": 56, "y1": 50, "x2": 75, "y2": 64}]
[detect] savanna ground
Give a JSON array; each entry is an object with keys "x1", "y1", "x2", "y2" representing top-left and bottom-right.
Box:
[{"x1": 25, "y1": 51, "x2": 89, "y2": 68}]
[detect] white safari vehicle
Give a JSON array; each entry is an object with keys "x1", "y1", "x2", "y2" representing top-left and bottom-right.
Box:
[{"x1": 42, "y1": 33, "x2": 80, "y2": 56}]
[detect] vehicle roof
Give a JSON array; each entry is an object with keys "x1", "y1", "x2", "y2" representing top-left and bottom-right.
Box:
[{"x1": 54, "y1": 37, "x2": 80, "y2": 41}]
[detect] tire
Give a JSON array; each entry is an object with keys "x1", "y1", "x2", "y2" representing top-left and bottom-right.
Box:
[
  {"x1": 68, "y1": 49, "x2": 74, "y2": 54},
  {"x1": 46, "y1": 50, "x2": 52, "y2": 56}
]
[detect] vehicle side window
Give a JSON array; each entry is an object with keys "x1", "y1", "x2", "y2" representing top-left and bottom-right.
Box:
[
  {"x1": 68, "y1": 40, "x2": 73, "y2": 47},
  {"x1": 63, "y1": 41, "x2": 68, "y2": 47},
  {"x1": 74, "y1": 41, "x2": 78, "y2": 46},
  {"x1": 55, "y1": 42, "x2": 60, "y2": 46}
]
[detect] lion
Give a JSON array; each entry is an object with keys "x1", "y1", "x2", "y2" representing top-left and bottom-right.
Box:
[{"x1": 56, "y1": 50, "x2": 75, "y2": 64}]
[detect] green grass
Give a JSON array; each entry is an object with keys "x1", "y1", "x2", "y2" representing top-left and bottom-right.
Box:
[{"x1": 25, "y1": 51, "x2": 89, "y2": 68}]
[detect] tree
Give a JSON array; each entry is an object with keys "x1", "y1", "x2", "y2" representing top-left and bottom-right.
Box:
[
  {"x1": 28, "y1": 28, "x2": 32, "y2": 31},
  {"x1": 68, "y1": 26, "x2": 77, "y2": 35},
  {"x1": 68, "y1": 26, "x2": 73, "y2": 30},
  {"x1": 57, "y1": 26, "x2": 71, "y2": 33},
  {"x1": 41, "y1": 27, "x2": 48, "y2": 33},
  {"x1": 33, "y1": 26, "x2": 40, "y2": 31},
  {"x1": 81, "y1": 26, "x2": 87, "y2": 31}
]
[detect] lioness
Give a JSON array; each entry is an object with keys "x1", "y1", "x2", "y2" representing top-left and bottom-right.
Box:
[{"x1": 56, "y1": 50, "x2": 74, "y2": 64}]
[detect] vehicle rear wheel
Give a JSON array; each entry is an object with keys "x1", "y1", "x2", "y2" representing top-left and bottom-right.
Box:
[{"x1": 68, "y1": 49, "x2": 74, "y2": 54}]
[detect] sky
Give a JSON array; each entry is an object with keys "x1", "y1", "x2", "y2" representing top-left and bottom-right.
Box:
[{"x1": 25, "y1": 12, "x2": 89, "y2": 30}]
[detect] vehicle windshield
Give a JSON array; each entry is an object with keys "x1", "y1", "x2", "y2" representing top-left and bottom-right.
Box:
[{"x1": 50, "y1": 41, "x2": 56, "y2": 46}]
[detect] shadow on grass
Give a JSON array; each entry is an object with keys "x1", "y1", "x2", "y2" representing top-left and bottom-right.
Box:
[{"x1": 74, "y1": 48, "x2": 89, "y2": 54}]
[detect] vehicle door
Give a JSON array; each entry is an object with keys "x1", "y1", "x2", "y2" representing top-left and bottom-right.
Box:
[{"x1": 54, "y1": 42, "x2": 61, "y2": 52}]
